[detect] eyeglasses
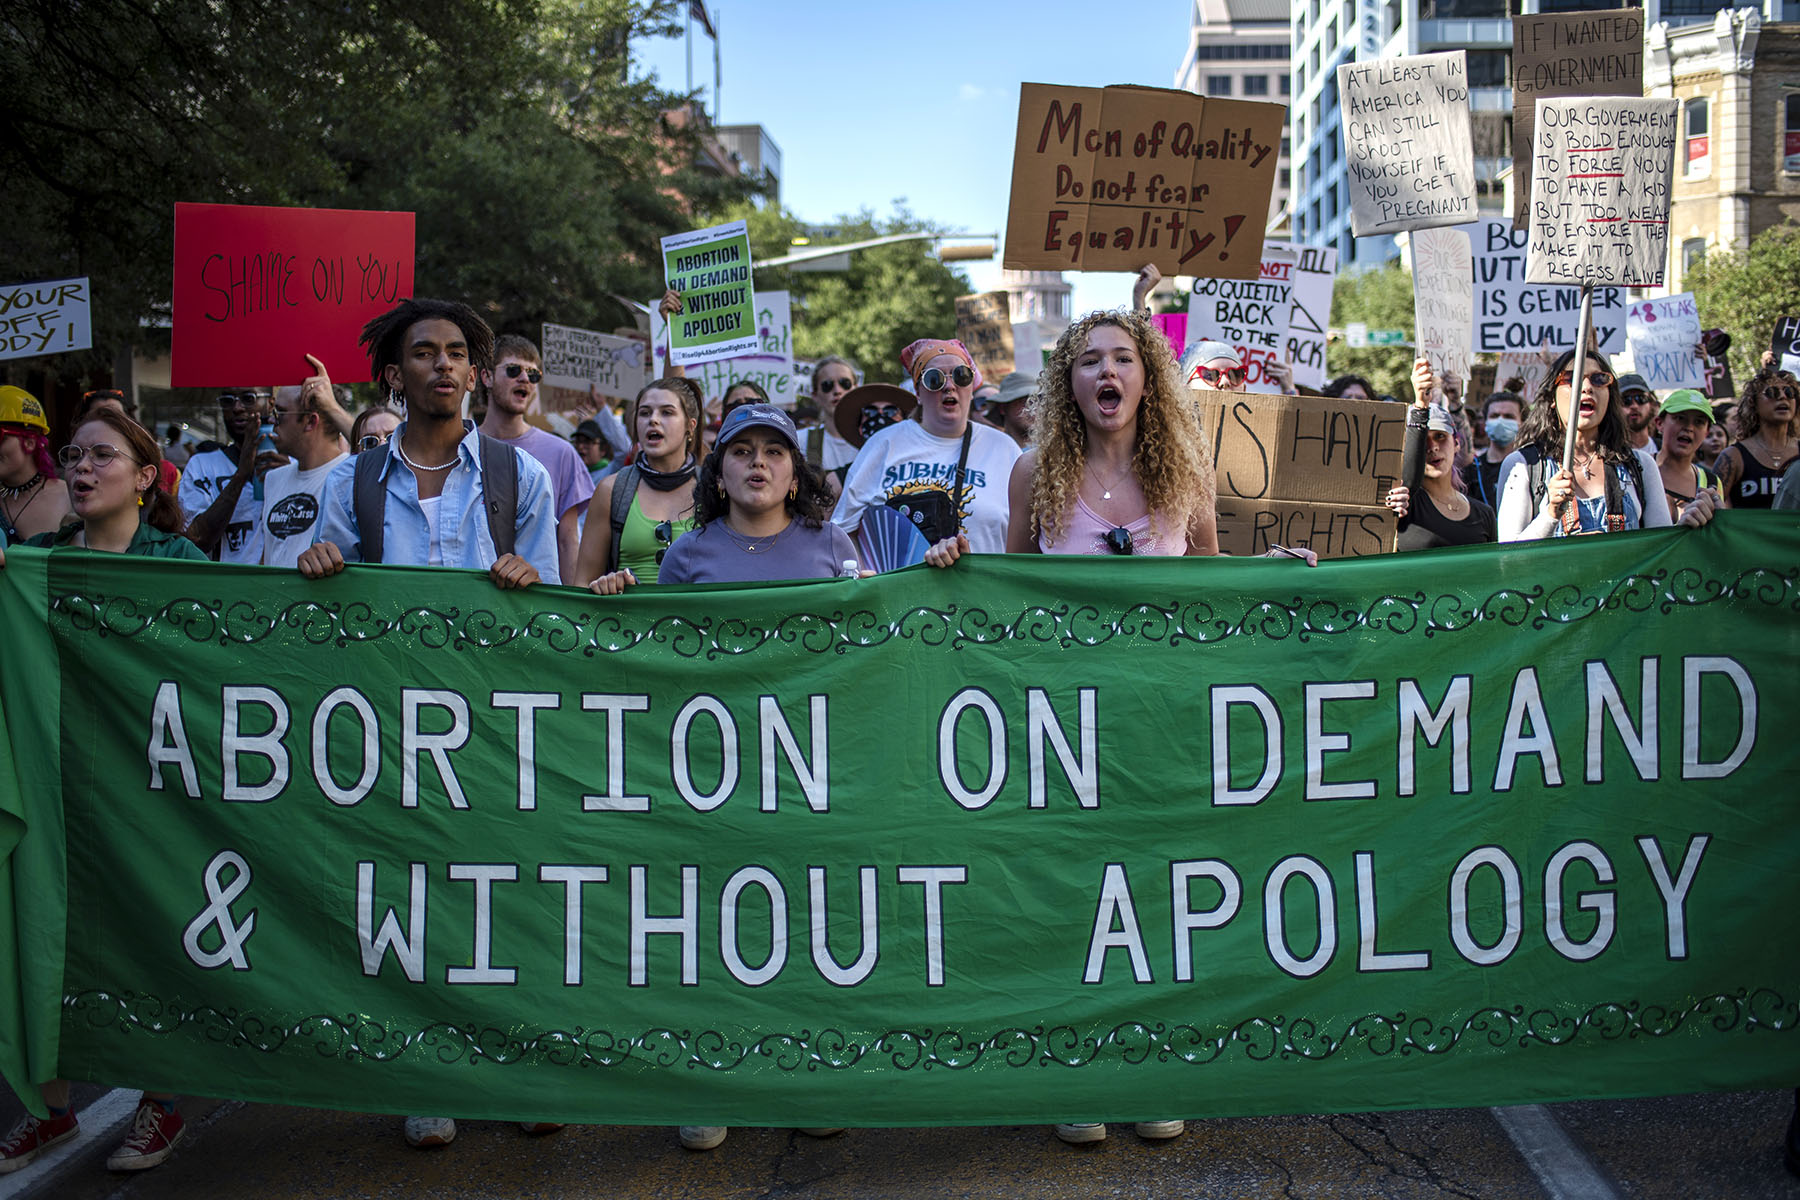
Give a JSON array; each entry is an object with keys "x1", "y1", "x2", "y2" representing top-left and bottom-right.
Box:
[
  {"x1": 1554, "y1": 370, "x2": 1614, "y2": 389},
  {"x1": 82, "y1": 388, "x2": 125, "y2": 404},
  {"x1": 816, "y1": 377, "x2": 855, "y2": 393},
  {"x1": 270, "y1": 407, "x2": 306, "y2": 424},
  {"x1": 654, "y1": 519, "x2": 673, "y2": 565},
  {"x1": 357, "y1": 433, "x2": 391, "y2": 452},
  {"x1": 57, "y1": 443, "x2": 137, "y2": 470},
  {"x1": 1103, "y1": 526, "x2": 1134, "y2": 556},
  {"x1": 862, "y1": 403, "x2": 903, "y2": 422},
  {"x1": 919, "y1": 364, "x2": 975, "y2": 393},
  {"x1": 217, "y1": 391, "x2": 269, "y2": 410},
  {"x1": 1195, "y1": 366, "x2": 1245, "y2": 387},
  {"x1": 500, "y1": 363, "x2": 542, "y2": 384}
]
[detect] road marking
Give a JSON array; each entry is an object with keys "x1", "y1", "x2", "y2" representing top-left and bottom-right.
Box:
[
  {"x1": 0, "y1": 1088, "x2": 137, "y2": 1199},
  {"x1": 1490, "y1": 1103, "x2": 1622, "y2": 1200}
]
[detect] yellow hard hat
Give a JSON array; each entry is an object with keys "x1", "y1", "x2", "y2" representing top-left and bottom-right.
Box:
[{"x1": 0, "y1": 386, "x2": 48, "y2": 434}]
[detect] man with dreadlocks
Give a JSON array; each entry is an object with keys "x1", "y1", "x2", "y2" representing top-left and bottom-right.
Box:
[{"x1": 298, "y1": 298, "x2": 559, "y2": 590}]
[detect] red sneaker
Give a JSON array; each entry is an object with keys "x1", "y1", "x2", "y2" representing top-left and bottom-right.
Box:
[
  {"x1": 106, "y1": 1099, "x2": 184, "y2": 1171},
  {"x1": 0, "y1": 1110, "x2": 79, "y2": 1173}
]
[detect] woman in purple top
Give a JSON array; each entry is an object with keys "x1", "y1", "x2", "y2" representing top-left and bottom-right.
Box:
[{"x1": 587, "y1": 403, "x2": 858, "y2": 591}]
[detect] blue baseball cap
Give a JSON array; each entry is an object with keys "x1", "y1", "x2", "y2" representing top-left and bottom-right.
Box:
[{"x1": 716, "y1": 402, "x2": 799, "y2": 452}]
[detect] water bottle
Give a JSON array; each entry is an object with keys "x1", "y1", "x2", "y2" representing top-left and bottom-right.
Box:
[{"x1": 252, "y1": 421, "x2": 275, "y2": 500}]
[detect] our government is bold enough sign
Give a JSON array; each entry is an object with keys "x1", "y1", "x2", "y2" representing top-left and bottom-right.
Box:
[{"x1": 0, "y1": 521, "x2": 1795, "y2": 1125}]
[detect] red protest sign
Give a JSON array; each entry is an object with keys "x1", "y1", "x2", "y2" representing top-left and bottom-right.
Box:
[{"x1": 172, "y1": 203, "x2": 416, "y2": 387}]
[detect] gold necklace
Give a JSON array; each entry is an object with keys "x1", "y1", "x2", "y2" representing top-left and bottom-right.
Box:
[{"x1": 1754, "y1": 434, "x2": 1789, "y2": 469}]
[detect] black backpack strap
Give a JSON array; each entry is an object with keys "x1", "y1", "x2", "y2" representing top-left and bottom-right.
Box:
[
  {"x1": 805, "y1": 426, "x2": 824, "y2": 467},
  {"x1": 1521, "y1": 445, "x2": 1548, "y2": 515},
  {"x1": 609, "y1": 464, "x2": 641, "y2": 573},
  {"x1": 477, "y1": 434, "x2": 517, "y2": 559},
  {"x1": 952, "y1": 423, "x2": 973, "y2": 534},
  {"x1": 353, "y1": 445, "x2": 390, "y2": 563}
]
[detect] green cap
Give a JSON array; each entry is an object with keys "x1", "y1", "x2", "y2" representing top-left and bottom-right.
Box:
[{"x1": 1659, "y1": 389, "x2": 1713, "y2": 423}]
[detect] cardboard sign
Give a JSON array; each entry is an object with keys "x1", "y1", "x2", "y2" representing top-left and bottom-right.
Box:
[
  {"x1": 661, "y1": 220, "x2": 758, "y2": 365},
  {"x1": 1772, "y1": 317, "x2": 1800, "y2": 377},
  {"x1": 1463, "y1": 218, "x2": 1625, "y2": 355},
  {"x1": 1496, "y1": 351, "x2": 1553, "y2": 402},
  {"x1": 540, "y1": 323, "x2": 650, "y2": 402},
  {"x1": 1003, "y1": 82, "x2": 1283, "y2": 278},
  {"x1": 1215, "y1": 498, "x2": 1397, "y2": 559},
  {"x1": 1187, "y1": 248, "x2": 1296, "y2": 394},
  {"x1": 0, "y1": 276, "x2": 91, "y2": 361},
  {"x1": 1626, "y1": 293, "x2": 1704, "y2": 390},
  {"x1": 1337, "y1": 52, "x2": 1477, "y2": 236},
  {"x1": 1411, "y1": 228, "x2": 1474, "y2": 387},
  {"x1": 1512, "y1": 9, "x2": 1644, "y2": 225},
  {"x1": 1526, "y1": 98, "x2": 1678, "y2": 288},
  {"x1": 954, "y1": 292, "x2": 1016, "y2": 384},
  {"x1": 1195, "y1": 391, "x2": 1405, "y2": 507},
  {"x1": 1264, "y1": 241, "x2": 1338, "y2": 390},
  {"x1": 652, "y1": 290, "x2": 796, "y2": 408},
  {"x1": 172, "y1": 203, "x2": 415, "y2": 387}
]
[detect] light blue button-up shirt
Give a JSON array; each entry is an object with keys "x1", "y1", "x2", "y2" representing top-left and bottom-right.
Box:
[{"x1": 314, "y1": 420, "x2": 562, "y2": 584}]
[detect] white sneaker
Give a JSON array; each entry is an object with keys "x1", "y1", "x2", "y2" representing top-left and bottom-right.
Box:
[
  {"x1": 1054, "y1": 1122, "x2": 1107, "y2": 1144},
  {"x1": 1135, "y1": 1120, "x2": 1185, "y2": 1139},
  {"x1": 679, "y1": 1125, "x2": 727, "y2": 1150},
  {"x1": 404, "y1": 1116, "x2": 457, "y2": 1147}
]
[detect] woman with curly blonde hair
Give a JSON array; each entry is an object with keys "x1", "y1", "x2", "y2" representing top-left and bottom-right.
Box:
[{"x1": 1004, "y1": 309, "x2": 1218, "y2": 556}]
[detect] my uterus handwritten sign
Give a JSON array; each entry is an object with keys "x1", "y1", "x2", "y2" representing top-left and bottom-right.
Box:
[
  {"x1": 1525, "y1": 98, "x2": 1677, "y2": 288},
  {"x1": 1004, "y1": 83, "x2": 1284, "y2": 278},
  {"x1": 173, "y1": 203, "x2": 416, "y2": 387}
]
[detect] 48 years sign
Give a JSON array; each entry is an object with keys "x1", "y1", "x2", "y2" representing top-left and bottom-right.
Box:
[{"x1": 1, "y1": 524, "x2": 1796, "y2": 1126}]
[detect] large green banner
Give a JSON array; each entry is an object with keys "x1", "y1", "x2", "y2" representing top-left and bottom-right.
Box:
[{"x1": 1, "y1": 518, "x2": 1796, "y2": 1126}]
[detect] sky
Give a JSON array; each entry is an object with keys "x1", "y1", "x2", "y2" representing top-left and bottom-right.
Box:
[{"x1": 633, "y1": 0, "x2": 1198, "y2": 323}]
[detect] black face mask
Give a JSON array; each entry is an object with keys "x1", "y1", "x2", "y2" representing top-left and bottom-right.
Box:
[{"x1": 859, "y1": 408, "x2": 899, "y2": 442}]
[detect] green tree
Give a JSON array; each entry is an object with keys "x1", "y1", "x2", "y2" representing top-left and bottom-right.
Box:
[
  {"x1": 1327, "y1": 263, "x2": 1416, "y2": 399},
  {"x1": 0, "y1": 0, "x2": 751, "y2": 379},
  {"x1": 1686, "y1": 224, "x2": 1800, "y2": 384},
  {"x1": 720, "y1": 200, "x2": 971, "y2": 377}
]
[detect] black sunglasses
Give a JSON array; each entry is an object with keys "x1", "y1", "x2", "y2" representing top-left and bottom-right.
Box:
[
  {"x1": 654, "y1": 519, "x2": 672, "y2": 565},
  {"x1": 1103, "y1": 526, "x2": 1134, "y2": 556},
  {"x1": 816, "y1": 377, "x2": 855, "y2": 393},
  {"x1": 862, "y1": 403, "x2": 902, "y2": 421},
  {"x1": 501, "y1": 363, "x2": 542, "y2": 384},
  {"x1": 217, "y1": 391, "x2": 269, "y2": 409},
  {"x1": 919, "y1": 364, "x2": 975, "y2": 393}
]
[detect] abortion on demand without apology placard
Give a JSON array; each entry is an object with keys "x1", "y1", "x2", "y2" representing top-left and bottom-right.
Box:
[
  {"x1": 1511, "y1": 8, "x2": 1644, "y2": 225},
  {"x1": 1463, "y1": 217, "x2": 1625, "y2": 355},
  {"x1": 1003, "y1": 83, "x2": 1284, "y2": 278},
  {"x1": 1626, "y1": 293, "x2": 1704, "y2": 391},
  {"x1": 1411, "y1": 228, "x2": 1473, "y2": 387},
  {"x1": 0, "y1": 277, "x2": 92, "y2": 361},
  {"x1": 662, "y1": 220, "x2": 759, "y2": 366},
  {"x1": 1527, "y1": 97, "x2": 1678, "y2": 288},
  {"x1": 541, "y1": 323, "x2": 650, "y2": 402},
  {"x1": 1337, "y1": 51, "x2": 1477, "y2": 236},
  {"x1": 1187, "y1": 248, "x2": 1296, "y2": 394}
]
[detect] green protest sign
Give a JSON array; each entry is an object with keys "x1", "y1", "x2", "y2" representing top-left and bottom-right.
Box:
[
  {"x1": 661, "y1": 219, "x2": 758, "y2": 367},
  {"x1": 1, "y1": 520, "x2": 1796, "y2": 1127}
]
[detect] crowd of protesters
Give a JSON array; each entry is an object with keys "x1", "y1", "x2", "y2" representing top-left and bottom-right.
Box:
[{"x1": 0, "y1": 267, "x2": 1794, "y2": 1174}]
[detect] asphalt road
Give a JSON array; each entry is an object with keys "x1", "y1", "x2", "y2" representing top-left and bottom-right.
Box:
[{"x1": 3, "y1": 1087, "x2": 1795, "y2": 1198}]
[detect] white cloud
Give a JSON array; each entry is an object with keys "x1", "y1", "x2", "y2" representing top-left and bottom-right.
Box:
[{"x1": 958, "y1": 83, "x2": 984, "y2": 101}]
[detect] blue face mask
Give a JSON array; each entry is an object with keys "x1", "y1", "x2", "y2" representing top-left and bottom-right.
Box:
[{"x1": 1485, "y1": 416, "x2": 1519, "y2": 446}]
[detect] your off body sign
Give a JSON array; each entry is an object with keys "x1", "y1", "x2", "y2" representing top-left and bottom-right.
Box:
[
  {"x1": 172, "y1": 203, "x2": 415, "y2": 387},
  {"x1": 1527, "y1": 98, "x2": 1679, "y2": 288},
  {"x1": 1004, "y1": 83, "x2": 1283, "y2": 278},
  {"x1": 3, "y1": 525, "x2": 1797, "y2": 1126}
]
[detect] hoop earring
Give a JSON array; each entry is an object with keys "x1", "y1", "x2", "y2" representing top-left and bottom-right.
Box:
[{"x1": 787, "y1": 483, "x2": 798, "y2": 499}]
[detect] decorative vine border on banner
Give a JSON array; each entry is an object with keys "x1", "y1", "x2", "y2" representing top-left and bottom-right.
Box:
[
  {"x1": 45, "y1": 564, "x2": 1800, "y2": 661},
  {"x1": 66, "y1": 987, "x2": 1798, "y2": 1074}
]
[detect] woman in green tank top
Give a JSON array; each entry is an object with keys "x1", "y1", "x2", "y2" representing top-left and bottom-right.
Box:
[{"x1": 573, "y1": 377, "x2": 703, "y2": 588}]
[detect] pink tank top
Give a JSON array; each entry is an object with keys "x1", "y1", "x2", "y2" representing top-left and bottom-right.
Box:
[{"x1": 1040, "y1": 493, "x2": 1187, "y2": 556}]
